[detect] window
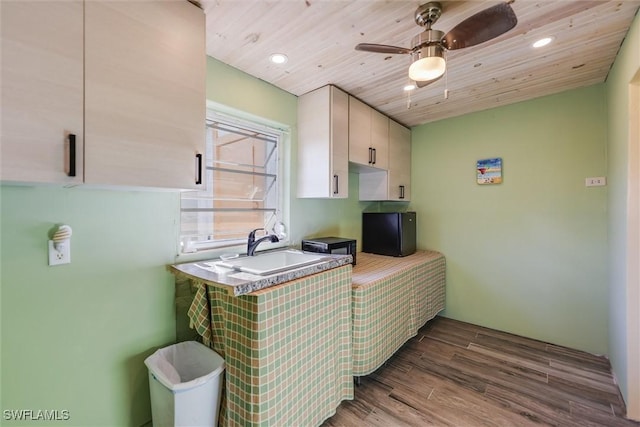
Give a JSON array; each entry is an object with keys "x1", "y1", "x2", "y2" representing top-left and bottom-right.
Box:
[{"x1": 180, "y1": 111, "x2": 285, "y2": 253}]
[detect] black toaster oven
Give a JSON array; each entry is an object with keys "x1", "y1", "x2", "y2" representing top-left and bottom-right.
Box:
[{"x1": 301, "y1": 237, "x2": 357, "y2": 265}]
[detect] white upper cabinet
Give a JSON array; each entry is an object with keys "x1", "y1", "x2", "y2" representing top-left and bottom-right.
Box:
[
  {"x1": 359, "y1": 120, "x2": 411, "y2": 201},
  {"x1": 1, "y1": 1, "x2": 84, "y2": 185},
  {"x1": 370, "y1": 108, "x2": 389, "y2": 170},
  {"x1": 387, "y1": 120, "x2": 411, "y2": 201},
  {"x1": 1, "y1": 1, "x2": 205, "y2": 190},
  {"x1": 348, "y1": 96, "x2": 389, "y2": 170},
  {"x1": 297, "y1": 85, "x2": 349, "y2": 198},
  {"x1": 348, "y1": 96, "x2": 371, "y2": 167},
  {"x1": 84, "y1": 1, "x2": 205, "y2": 189}
]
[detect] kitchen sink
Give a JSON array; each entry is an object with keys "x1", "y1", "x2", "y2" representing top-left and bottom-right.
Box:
[{"x1": 217, "y1": 250, "x2": 328, "y2": 276}]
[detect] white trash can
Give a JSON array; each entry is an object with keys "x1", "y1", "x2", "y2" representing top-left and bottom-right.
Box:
[{"x1": 145, "y1": 341, "x2": 225, "y2": 427}]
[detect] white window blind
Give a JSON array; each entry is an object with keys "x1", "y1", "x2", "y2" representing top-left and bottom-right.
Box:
[{"x1": 180, "y1": 114, "x2": 282, "y2": 252}]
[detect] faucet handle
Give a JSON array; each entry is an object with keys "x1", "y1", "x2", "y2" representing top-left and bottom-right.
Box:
[{"x1": 248, "y1": 228, "x2": 265, "y2": 241}]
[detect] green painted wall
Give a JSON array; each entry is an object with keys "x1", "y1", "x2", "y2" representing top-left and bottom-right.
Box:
[
  {"x1": 1, "y1": 187, "x2": 179, "y2": 426},
  {"x1": 0, "y1": 57, "x2": 365, "y2": 426},
  {"x1": 410, "y1": 85, "x2": 609, "y2": 354},
  {"x1": 605, "y1": 11, "x2": 640, "y2": 411}
]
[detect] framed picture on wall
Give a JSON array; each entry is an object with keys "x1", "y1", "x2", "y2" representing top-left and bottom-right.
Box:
[{"x1": 477, "y1": 158, "x2": 502, "y2": 184}]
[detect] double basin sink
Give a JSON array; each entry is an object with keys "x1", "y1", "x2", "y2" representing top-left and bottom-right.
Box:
[{"x1": 216, "y1": 250, "x2": 328, "y2": 276}]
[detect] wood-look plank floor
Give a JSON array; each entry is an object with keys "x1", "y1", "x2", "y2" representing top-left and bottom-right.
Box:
[{"x1": 322, "y1": 316, "x2": 639, "y2": 427}]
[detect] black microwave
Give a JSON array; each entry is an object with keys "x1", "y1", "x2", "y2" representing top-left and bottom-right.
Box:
[{"x1": 301, "y1": 237, "x2": 357, "y2": 265}]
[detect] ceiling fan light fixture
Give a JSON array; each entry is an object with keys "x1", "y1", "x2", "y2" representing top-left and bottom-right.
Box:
[
  {"x1": 355, "y1": 2, "x2": 518, "y2": 86},
  {"x1": 408, "y1": 44, "x2": 446, "y2": 81}
]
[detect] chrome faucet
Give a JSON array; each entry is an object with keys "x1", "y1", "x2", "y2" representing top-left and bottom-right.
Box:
[{"x1": 247, "y1": 228, "x2": 279, "y2": 256}]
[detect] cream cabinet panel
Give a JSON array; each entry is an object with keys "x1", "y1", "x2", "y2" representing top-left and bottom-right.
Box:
[
  {"x1": 370, "y1": 109, "x2": 389, "y2": 170},
  {"x1": 1, "y1": 1, "x2": 84, "y2": 184},
  {"x1": 387, "y1": 120, "x2": 411, "y2": 201},
  {"x1": 348, "y1": 96, "x2": 371, "y2": 167},
  {"x1": 359, "y1": 171, "x2": 388, "y2": 201},
  {"x1": 359, "y1": 120, "x2": 410, "y2": 201},
  {"x1": 84, "y1": 1, "x2": 205, "y2": 189},
  {"x1": 297, "y1": 85, "x2": 349, "y2": 198},
  {"x1": 348, "y1": 96, "x2": 389, "y2": 170}
]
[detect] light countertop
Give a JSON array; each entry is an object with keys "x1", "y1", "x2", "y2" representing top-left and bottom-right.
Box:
[{"x1": 168, "y1": 250, "x2": 353, "y2": 296}]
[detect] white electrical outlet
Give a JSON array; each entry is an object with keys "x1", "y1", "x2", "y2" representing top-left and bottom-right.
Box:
[
  {"x1": 585, "y1": 177, "x2": 607, "y2": 187},
  {"x1": 48, "y1": 240, "x2": 71, "y2": 266}
]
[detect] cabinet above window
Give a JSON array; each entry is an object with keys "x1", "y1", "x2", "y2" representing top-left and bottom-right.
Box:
[{"x1": 1, "y1": 0, "x2": 206, "y2": 190}]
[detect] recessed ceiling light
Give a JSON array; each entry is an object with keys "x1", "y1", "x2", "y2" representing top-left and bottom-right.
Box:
[
  {"x1": 404, "y1": 84, "x2": 416, "y2": 91},
  {"x1": 533, "y1": 37, "x2": 554, "y2": 48},
  {"x1": 269, "y1": 53, "x2": 288, "y2": 64}
]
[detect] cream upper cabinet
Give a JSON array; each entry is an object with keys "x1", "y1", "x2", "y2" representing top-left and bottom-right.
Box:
[
  {"x1": 84, "y1": 1, "x2": 205, "y2": 189},
  {"x1": 359, "y1": 120, "x2": 411, "y2": 201},
  {"x1": 348, "y1": 96, "x2": 389, "y2": 170},
  {"x1": 1, "y1": 1, "x2": 205, "y2": 190},
  {"x1": 348, "y1": 96, "x2": 371, "y2": 166},
  {"x1": 370, "y1": 109, "x2": 389, "y2": 170},
  {"x1": 297, "y1": 85, "x2": 349, "y2": 198},
  {"x1": 1, "y1": 1, "x2": 84, "y2": 185},
  {"x1": 387, "y1": 120, "x2": 411, "y2": 201}
]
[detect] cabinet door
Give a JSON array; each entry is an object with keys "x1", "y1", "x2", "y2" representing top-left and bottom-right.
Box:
[
  {"x1": 388, "y1": 120, "x2": 411, "y2": 201},
  {"x1": 298, "y1": 87, "x2": 331, "y2": 198},
  {"x1": 370, "y1": 109, "x2": 389, "y2": 170},
  {"x1": 84, "y1": 1, "x2": 205, "y2": 190},
  {"x1": 348, "y1": 96, "x2": 372, "y2": 166},
  {"x1": 1, "y1": 1, "x2": 84, "y2": 184},
  {"x1": 330, "y1": 87, "x2": 349, "y2": 198},
  {"x1": 298, "y1": 85, "x2": 348, "y2": 198}
]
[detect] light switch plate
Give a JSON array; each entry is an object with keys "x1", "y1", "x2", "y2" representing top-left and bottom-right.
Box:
[{"x1": 48, "y1": 240, "x2": 71, "y2": 266}]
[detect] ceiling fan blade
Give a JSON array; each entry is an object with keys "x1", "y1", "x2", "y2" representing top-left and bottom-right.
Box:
[
  {"x1": 442, "y1": 2, "x2": 517, "y2": 50},
  {"x1": 355, "y1": 43, "x2": 412, "y2": 54}
]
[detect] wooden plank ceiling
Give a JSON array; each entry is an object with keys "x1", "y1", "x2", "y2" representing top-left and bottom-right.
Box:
[{"x1": 202, "y1": 0, "x2": 640, "y2": 127}]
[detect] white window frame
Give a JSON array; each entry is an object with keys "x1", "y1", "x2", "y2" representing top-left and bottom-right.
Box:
[{"x1": 178, "y1": 103, "x2": 290, "y2": 256}]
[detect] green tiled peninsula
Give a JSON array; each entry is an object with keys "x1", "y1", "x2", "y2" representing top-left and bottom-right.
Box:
[
  {"x1": 171, "y1": 249, "x2": 448, "y2": 426},
  {"x1": 351, "y1": 251, "x2": 446, "y2": 376},
  {"x1": 172, "y1": 264, "x2": 353, "y2": 427}
]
